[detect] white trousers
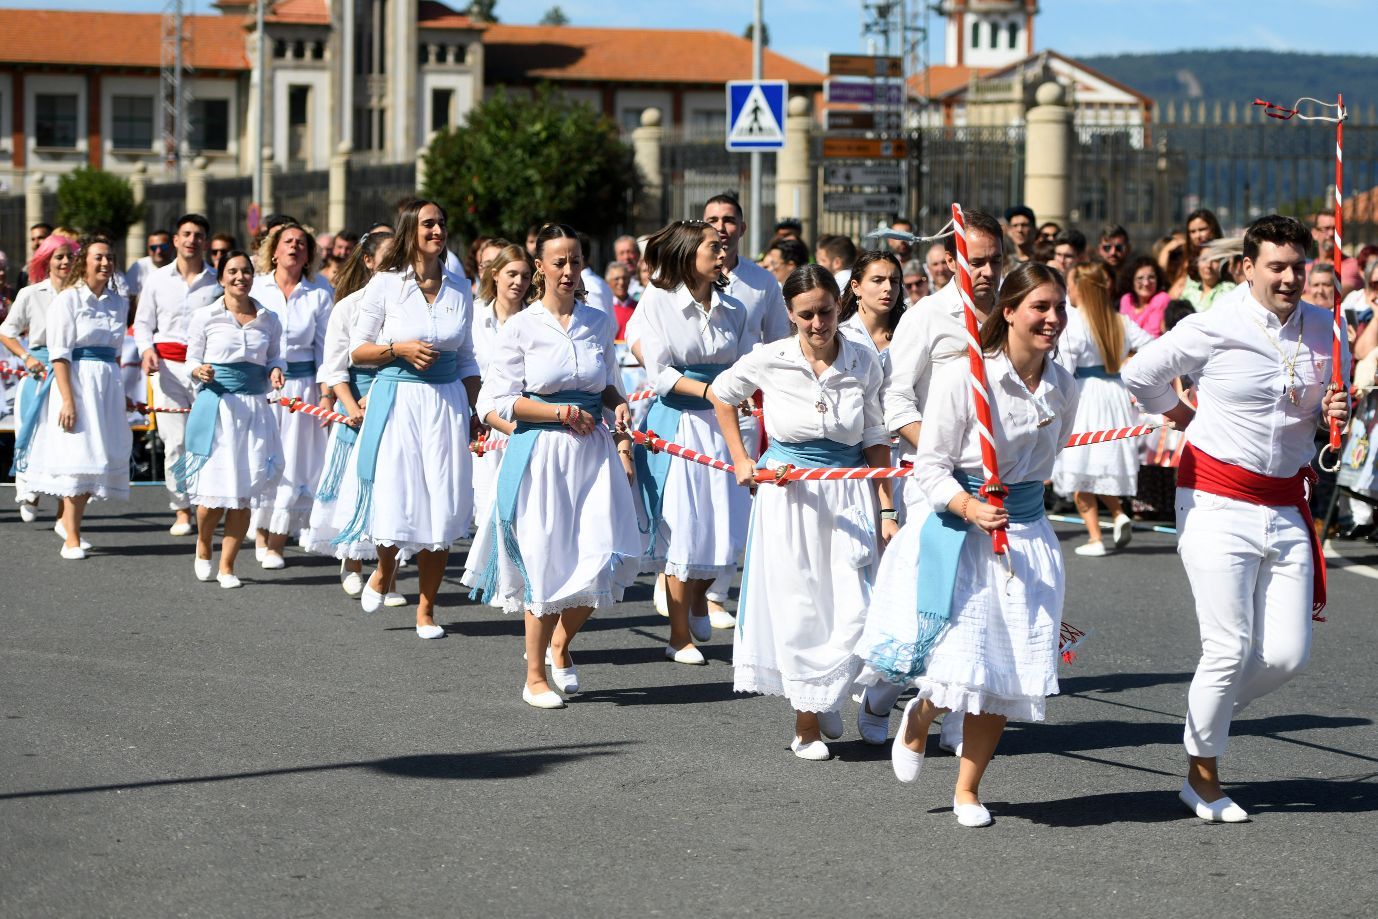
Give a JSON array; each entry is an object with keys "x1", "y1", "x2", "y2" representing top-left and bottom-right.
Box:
[
  {"x1": 151, "y1": 357, "x2": 194, "y2": 511},
  {"x1": 1175, "y1": 488, "x2": 1313, "y2": 759}
]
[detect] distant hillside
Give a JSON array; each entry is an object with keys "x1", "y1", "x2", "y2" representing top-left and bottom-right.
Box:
[{"x1": 1081, "y1": 50, "x2": 1378, "y2": 115}]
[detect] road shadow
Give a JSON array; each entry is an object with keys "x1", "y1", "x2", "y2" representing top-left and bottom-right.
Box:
[
  {"x1": 575, "y1": 680, "x2": 743, "y2": 707},
  {"x1": 999, "y1": 713, "x2": 1371, "y2": 758},
  {"x1": 1060, "y1": 671, "x2": 1194, "y2": 696}
]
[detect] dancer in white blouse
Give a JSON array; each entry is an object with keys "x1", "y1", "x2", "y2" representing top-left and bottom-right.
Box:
[
  {"x1": 300, "y1": 228, "x2": 395, "y2": 598},
  {"x1": 0, "y1": 231, "x2": 77, "y2": 524},
  {"x1": 1053, "y1": 262, "x2": 1154, "y2": 556},
  {"x1": 462, "y1": 224, "x2": 641, "y2": 709},
  {"x1": 17, "y1": 236, "x2": 133, "y2": 559},
  {"x1": 1124, "y1": 215, "x2": 1351, "y2": 823},
  {"x1": 249, "y1": 223, "x2": 334, "y2": 569},
  {"x1": 178, "y1": 252, "x2": 286, "y2": 588},
  {"x1": 625, "y1": 220, "x2": 754, "y2": 661},
  {"x1": 711, "y1": 265, "x2": 895, "y2": 761},
  {"x1": 858, "y1": 262, "x2": 1076, "y2": 826},
  {"x1": 335, "y1": 201, "x2": 481, "y2": 638}
]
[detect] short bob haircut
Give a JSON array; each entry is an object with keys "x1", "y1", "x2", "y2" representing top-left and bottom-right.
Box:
[{"x1": 644, "y1": 219, "x2": 725, "y2": 293}]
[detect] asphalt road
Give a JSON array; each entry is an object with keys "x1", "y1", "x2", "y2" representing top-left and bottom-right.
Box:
[{"x1": 2, "y1": 488, "x2": 1376, "y2": 918}]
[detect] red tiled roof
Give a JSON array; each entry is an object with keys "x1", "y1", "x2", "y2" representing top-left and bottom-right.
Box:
[
  {"x1": 484, "y1": 23, "x2": 824, "y2": 86},
  {"x1": 0, "y1": 10, "x2": 248, "y2": 70},
  {"x1": 418, "y1": 1, "x2": 482, "y2": 30},
  {"x1": 909, "y1": 65, "x2": 994, "y2": 101},
  {"x1": 265, "y1": 0, "x2": 329, "y2": 26}
]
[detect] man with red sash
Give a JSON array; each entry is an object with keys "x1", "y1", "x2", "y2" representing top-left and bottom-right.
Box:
[
  {"x1": 133, "y1": 214, "x2": 219, "y2": 536},
  {"x1": 1125, "y1": 214, "x2": 1351, "y2": 823}
]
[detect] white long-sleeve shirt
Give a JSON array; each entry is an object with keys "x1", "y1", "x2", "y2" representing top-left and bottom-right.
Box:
[
  {"x1": 250, "y1": 272, "x2": 332, "y2": 366},
  {"x1": 624, "y1": 283, "x2": 756, "y2": 396},
  {"x1": 837, "y1": 312, "x2": 892, "y2": 374},
  {"x1": 580, "y1": 267, "x2": 614, "y2": 314},
  {"x1": 1057, "y1": 308, "x2": 1154, "y2": 373},
  {"x1": 881, "y1": 278, "x2": 972, "y2": 438},
  {"x1": 0, "y1": 279, "x2": 58, "y2": 348},
  {"x1": 318, "y1": 289, "x2": 365, "y2": 388},
  {"x1": 47, "y1": 284, "x2": 128, "y2": 363},
  {"x1": 1123, "y1": 290, "x2": 1348, "y2": 478},
  {"x1": 723, "y1": 256, "x2": 791, "y2": 344},
  {"x1": 915, "y1": 351, "x2": 1079, "y2": 513},
  {"x1": 472, "y1": 299, "x2": 528, "y2": 378},
  {"x1": 713, "y1": 334, "x2": 888, "y2": 449},
  {"x1": 351, "y1": 267, "x2": 480, "y2": 378},
  {"x1": 131, "y1": 260, "x2": 219, "y2": 353},
  {"x1": 476, "y1": 302, "x2": 618, "y2": 424},
  {"x1": 185, "y1": 299, "x2": 286, "y2": 373}
]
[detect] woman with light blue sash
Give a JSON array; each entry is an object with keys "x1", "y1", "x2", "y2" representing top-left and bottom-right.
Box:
[
  {"x1": 177, "y1": 251, "x2": 286, "y2": 588},
  {"x1": 249, "y1": 221, "x2": 334, "y2": 569},
  {"x1": 20, "y1": 236, "x2": 132, "y2": 559},
  {"x1": 856, "y1": 262, "x2": 1079, "y2": 828},
  {"x1": 623, "y1": 220, "x2": 754, "y2": 664},
  {"x1": 710, "y1": 265, "x2": 895, "y2": 761},
  {"x1": 0, "y1": 231, "x2": 77, "y2": 524},
  {"x1": 334, "y1": 201, "x2": 481, "y2": 639},
  {"x1": 1052, "y1": 262, "x2": 1154, "y2": 557},
  {"x1": 460, "y1": 224, "x2": 641, "y2": 710}
]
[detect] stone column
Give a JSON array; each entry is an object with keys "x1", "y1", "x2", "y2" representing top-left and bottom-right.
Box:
[
  {"x1": 1023, "y1": 80, "x2": 1073, "y2": 227},
  {"x1": 25, "y1": 172, "x2": 45, "y2": 238},
  {"x1": 261, "y1": 147, "x2": 277, "y2": 214},
  {"x1": 185, "y1": 156, "x2": 209, "y2": 216},
  {"x1": 631, "y1": 107, "x2": 663, "y2": 233},
  {"x1": 127, "y1": 164, "x2": 149, "y2": 268},
  {"x1": 775, "y1": 95, "x2": 815, "y2": 247},
  {"x1": 329, "y1": 142, "x2": 351, "y2": 231},
  {"x1": 415, "y1": 145, "x2": 430, "y2": 194}
]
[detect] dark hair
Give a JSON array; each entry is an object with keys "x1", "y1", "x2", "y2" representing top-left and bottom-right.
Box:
[
  {"x1": 768, "y1": 236, "x2": 809, "y2": 269},
  {"x1": 378, "y1": 199, "x2": 446, "y2": 275},
  {"x1": 210, "y1": 231, "x2": 238, "y2": 248},
  {"x1": 944, "y1": 209, "x2": 1003, "y2": 257},
  {"x1": 72, "y1": 234, "x2": 114, "y2": 289},
  {"x1": 1038, "y1": 220, "x2": 1062, "y2": 237},
  {"x1": 525, "y1": 223, "x2": 543, "y2": 239},
  {"x1": 1243, "y1": 214, "x2": 1311, "y2": 262},
  {"x1": 214, "y1": 249, "x2": 253, "y2": 283},
  {"x1": 1054, "y1": 228, "x2": 1087, "y2": 255},
  {"x1": 1183, "y1": 208, "x2": 1223, "y2": 282},
  {"x1": 891, "y1": 217, "x2": 914, "y2": 230},
  {"x1": 704, "y1": 192, "x2": 744, "y2": 219},
  {"x1": 174, "y1": 213, "x2": 209, "y2": 236},
  {"x1": 576, "y1": 231, "x2": 593, "y2": 262},
  {"x1": 839, "y1": 250, "x2": 905, "y2": 336},
  {"x1": 333, "y1": 229, "x2": 394, "y2": 301},
  {"x1": 775, "y1": 217, "x2": 803, "y2": 233},
  {"x1": 530, "y1": 223, "x2": 580, "y2": 299},
  {"x1": 465, "y1": 235, "x2": 491, "y2": 280},
  {"x1": 1099, "y1": 223, "x2": 1129, "y2": 244},
  {"x1": 1117, "y1": 255, "x2": 1166, "y2": 301},
  {"x1": 820, "y1": 234, "x2": 857, "y2": 266},
  {"x1": 336, "y1": 231, "x2": 360, "y2": 246},
  {"x1": 782, "y1": 263, "x2": 840, "y2": 307},
  {"x1": 979, "y1": 262, "x2": 1066, "y2": 356},
  {"x1": 147, "y1": 228, "x2": 172, "y2": 241},
  {"x1": 645, "y1": 220, "x2": 723, "y2": 293},
  {"x1": 1034, "y1": 237, "x2": 1057, "y2": 265},
  {"x1": 30, "y1": 222, "x2": 52, "y2": 234},
  {"x1": 1164, "y1": 298, "x2": 1197, "y2": 332},
  {"x1": 1005, "y1": 204, "x2": 1035, "y2": 223}
]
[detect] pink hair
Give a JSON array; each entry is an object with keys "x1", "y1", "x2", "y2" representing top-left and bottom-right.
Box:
[{"x1": 28, "y1": 233, "x2": 79, "y2": 283}]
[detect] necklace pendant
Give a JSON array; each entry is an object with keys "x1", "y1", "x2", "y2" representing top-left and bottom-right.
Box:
[
  {"x1": 1287, "y1": 385, "x2": 1300, "y2": 406},
  {"x1": 815, "y1": 400, "x2": 827, "y2": 414}
]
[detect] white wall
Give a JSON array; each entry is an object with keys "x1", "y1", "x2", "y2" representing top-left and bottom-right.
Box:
[
  {"x1": 273, "y1": 67, "x2": 330, "y2": 171},
  {"x1": 416, "y1": 70, "x2": 477, "y2": 147}
]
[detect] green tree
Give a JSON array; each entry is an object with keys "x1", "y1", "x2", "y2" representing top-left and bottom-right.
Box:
[
  {"x1": 539, "y1": 5, "x2": 568, "y2": 25},
  {"x1": 423, "y1": 86, "x2": 639, "y2": 245},
  {"x1": 742, "y1": 21, "x2": 769, "y2": 46},
  {"x1": 54, "y1": 167, "x2": 143, "y2": 241},
  {"x1": 466, "y1": 0, "x2": 498, "y2": 23}
]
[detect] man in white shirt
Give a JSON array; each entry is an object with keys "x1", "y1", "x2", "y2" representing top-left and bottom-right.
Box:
[
  {"x1": 575, "y1": 233, "x2": 614, "y2": 314},
  {"x1": 860, "y1": 208, "x2": 1005, "y2": 749},
  {"x1": 613, "y1": 234, "x2": 644, "y2": 299},
  {"x1": 925, "y1": 241, "x2": 953, "y2": 291},
  {"x1": 133, "y1": 214, "x2": 220, "y2": 536},
  {"x1": 1124, "y1": 214, "x2": 1351, "y2": 824},
  {"x1": 816, "y1": 234, "x2": 857, "y2": 290},
  {"x1": 125, "y1": 229, "x2": 174, "y2": 302}
]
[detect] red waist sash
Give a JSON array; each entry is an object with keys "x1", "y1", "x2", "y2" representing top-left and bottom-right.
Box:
[
  {"x1": 1177, "y1": 444, "x2": 1326, "y2": 620},
  {"x1": 154, "y1": 342, "x2": 188, "y2": 362}
]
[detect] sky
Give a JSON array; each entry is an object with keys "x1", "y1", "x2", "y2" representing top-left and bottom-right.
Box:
[{"x1": 20, "y1": 0, "x2": 1378, "y2": 70}]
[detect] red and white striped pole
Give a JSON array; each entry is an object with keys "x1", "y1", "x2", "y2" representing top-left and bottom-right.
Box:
[
  {"x1": 1328, "y1": 93, "x2": 1346, "y2": 456},
  {"x1": 951, "y1": 203, "x2": 1009, "y2": 555}
]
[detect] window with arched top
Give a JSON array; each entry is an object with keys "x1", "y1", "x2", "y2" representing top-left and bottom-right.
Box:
[
  {"x1": 1008, "y1": 22, "x2": 1019, "y2": 50},
  {"x1": 971, "y1": 19, "x2": 980, "y2": 49}
]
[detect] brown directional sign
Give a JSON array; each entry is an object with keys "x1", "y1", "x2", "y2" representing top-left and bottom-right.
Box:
[
  {"x1": 824, "y1": 110, "x2": 902, "y2": 132},
  {"x1": 828, "y1": 54, "x2": 904, "y2": 78},
  {"x1": 822, "y1": 137, "x2": 909, "y2": 159}
]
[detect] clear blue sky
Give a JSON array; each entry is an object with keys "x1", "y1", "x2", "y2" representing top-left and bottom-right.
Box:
[{"x1": 20, "y1": 0, "x2": 1376, "y2": 71}]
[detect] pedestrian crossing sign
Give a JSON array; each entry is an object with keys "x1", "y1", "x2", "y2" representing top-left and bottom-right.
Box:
[{"x1": 726, "y1": 80, "x2": 787, "y2": 152}]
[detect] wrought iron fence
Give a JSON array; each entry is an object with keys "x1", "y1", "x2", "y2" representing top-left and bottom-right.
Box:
[
  {"x1": 659, "y1": 131, "x2": 776, "y2": 234},
  {"x1": 205, "y1": 175, "x2": 253, "y2": 245},
  {"x1": 346, "y1": 161, "x2": 417, "y2": 231},
  {"x1": 142, "y1": 181, "x2": 187, "y2": 238}
]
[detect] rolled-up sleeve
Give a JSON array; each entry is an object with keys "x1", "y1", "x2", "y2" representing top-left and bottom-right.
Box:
[
  {"x1": 1122, "y1": 314, "x2": 1212, "y2": 415},
  {"x1": 45, "y1": 291, "x2": 78, "y2": 363},
  {"x1": 476, "y1": 319, "x2": 524, "y2": 423},
  {"x1": 860, "y1": 351, "x2": 889, "y2": 450},
  {"x1": 0, "y1": 288, "x2": 33, "y2": 339},
  {"x1": 350, "y1": 274, "x2": 389, "y2": 351},
  {"x1": 882, "y1": 307, "x2": 928, "y2": 431},
  {"x1": 711, "y1": 345, "x2": 765, "y2": 406}
]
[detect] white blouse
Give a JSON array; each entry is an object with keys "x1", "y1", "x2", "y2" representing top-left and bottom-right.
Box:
[
  {"x1": 249, "y1": 272, "x2": 332, "y2": 365},
  {"x1": 132, "y1": 261, "x2": 220, "y2": 353},
  {"x1": 625, "y1": 283, "x2": 756, "y2": 396},
  {"x1": 914, "y1": 351, "x2": 1079, "y2": 513},
  {"x1": 713, "y1": 334, "x2": 888, "y2": 449},
  {"x1": 0, "y1": 279, "x2": 58, "y2": 348},
  {"x1": 881, "y1": 279, "x2": 971, "y2": 433},
  {"x1": 724, "y1": 257, "x2": 792, "y2": 344},
  {"x1": 472, "y1": 298, "x2": 528, "y2": 378},
  {"x1": 476, "y1": 302, "x2": 619, "y2": 423},
  {"x1": 351, "y1": 269, "x2": 480, "y2": 384},
  {"x1": 1058, "y1": 308, "x2": 1153, "y2": 371},
  {"x1": 318, "y1": 289, "x2": 365, "y2": 388},
  {"x1": 838, "y1": 312, "x2": 892, "y2": 374},
  {"x1": 47, "y1": 284, "x2": 128, "y2": 363},
  {"x1": 185, "y1": 299, "x2": 286, "y2": 372}
]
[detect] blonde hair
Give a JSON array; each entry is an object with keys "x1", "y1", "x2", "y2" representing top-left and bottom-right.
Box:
[
  {"x1": 478, "y1": 243, "x2": 534, "y2": 304},
  {"x1": 256, "y1": 222, "x2": 318, "y2": 280},
  {"x1": 1069, "y1": 262, "x2": 1126, "y2": 373}
]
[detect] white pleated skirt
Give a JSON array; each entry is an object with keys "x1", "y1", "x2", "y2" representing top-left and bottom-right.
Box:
[
  {"x1": 23, "y1": 360, "x2": 131, "y2": 502},
  {"x1": 732, "y1": 473, "x2": 878, "y2": 712},
  {"x1": 329, "y1": 378, "x2": 474, "y2": 563},
  {"x1": 187, "y1": 390, "x2": 284, "y2": 509},
  {"x1": 645, "y1": 407, "x2": 749, "y2": 582},
  {"x1": 461, "y1": 426, "x2": 644, "y2": 617},
  {"x1": 471, "y1": 444, "x2": 502, "y2": 538},
  {"x1": 299, "y1": 419, "x2": 377, "y2": 560},
  {"x1": 856, "y1": 506, "x2": 1065, "y2": 722},
  {"x1": 1052, "y1": 375, "x2": 1141, "y2": 497},
  {"x1": 254, "y1": 375, "x2": 329, "y2": 535}
]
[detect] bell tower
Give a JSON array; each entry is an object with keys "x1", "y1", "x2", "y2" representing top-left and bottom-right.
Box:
[{"x1": 942, "y1": 0, "x2": 1037, "y2": 68}]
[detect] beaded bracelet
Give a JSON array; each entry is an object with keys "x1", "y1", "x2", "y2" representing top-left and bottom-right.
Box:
[{"x1": 959, "y1": 494, "x2": 973, "y2": 521}]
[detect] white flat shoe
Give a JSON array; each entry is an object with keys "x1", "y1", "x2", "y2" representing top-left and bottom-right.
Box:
[
  {"x1": 416, "y1": 624, "x2": 445, "y2": 640},
  {"x1": 665, "y1": 643, "x2": 706, "y2": 665},
  {"x1": 383, "y1": 592, "x2": 407, "y2": 607},
  {"x1": 653, "y1": 576, "x2": 669, "y2": 617},
  {"x1": 790, "y1": 736, "x2": 831, "y2": 761},
  {"x1": 1112, "y1": 513, "x2": 1134, "y2": 549},
  {"x1": 856, "y1": 688, "x2": 891, "y2": 746},
  {"x1": 340, "y1": 561, "x2": 364, "y2": 597},
  {"x1": 688, "y1": 613, "x2": 712, "y2": 643},
  {"x1": 1179, "y1": 781, "x2": 1249, "y2": 823},
  {"x1": 59, "y1": 545, "x2": 86, "y2": 560},
  {"x1": 708, "y1": 608, "x2": 737, "y2": 630},
  {"x1": 169, "y1": 520, "x2": 193, "y2": 537},
  {"x1": 1074, "y1": 541, "x2": 1107, "y2": 557},
  {"x1": 19, "y1": 501, "x2": 38, "y2": 523},
  {"x1": 360, "y1": 585, "x2": 384, "y2": 613},
  {"x1": 953, "y1": 797, "x2": 993, "y2": 827},
  {"x1": 217, "y1": 573, "x2": 242, "y2": 589},
  {"x1": 254, "y1": 545, "x2": 267, "y2": 562},
  {"x1": 892, "y1": 698, "x2": 925, "y2": 783},
  {"x1": 522, "y1": 685, "x2": 565, "y2": 709},
  {"x1": 550, "y1": 655, "x2": 579, "y2": 694},
  {"x1": 817, "y1": 709, "x2": 844, "y2": 740},
  {"x1": 194, "y1": 557, "x2": 213, "y2": 581},
  {"x1": 259, "y1": 551, "x2": 285, "y2": 570},
  {"x1": 938, "y1": 714, "x2": 964, "y2": 757},
  {"x1": 54, "y1": 521, "x2": 91, "y2": 550}
]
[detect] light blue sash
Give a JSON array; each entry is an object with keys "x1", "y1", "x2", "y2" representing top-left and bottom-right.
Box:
[
  {"x1": 171, "y1": 362, "x2": 270, "y2": 490},
  {"x1": 867, "y1": 473, "x2": 1046, "y2": 684},
  {"x1": 758, "y1": 437, "x2": 864, "y2": 469},
  {"x1": 469, "y1": 390, "x2": 604, "y2": 604},
  {"x1": 285, "y1": 360, "x2": 318, "y2": 380},
  {"x1": 316, "y1": 366, "x2": 379, "y2": 502},
  {"x1": 13, "y1": 346, "x2": 116, "y2": 473},
  {"x1": 1074, "y1": 364, "x2": 1118, "y2": 380},
  {"x1": 634, "y1": 363, "x2": 728, "y2": 537},
  {"x1": 333, "y1": 353, "x2": 462, "y2": 544}
]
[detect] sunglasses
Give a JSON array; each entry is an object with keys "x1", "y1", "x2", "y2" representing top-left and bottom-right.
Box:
[
  {"x1": 904, "y1": 280, "x2": 925, "y2": 290},
  {"x1": 1100, "y1": 242, "x2": 1126, "y2": 253},
  {"x1": 150, "y1": 243, "x2": 173, "y2": 252}
]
